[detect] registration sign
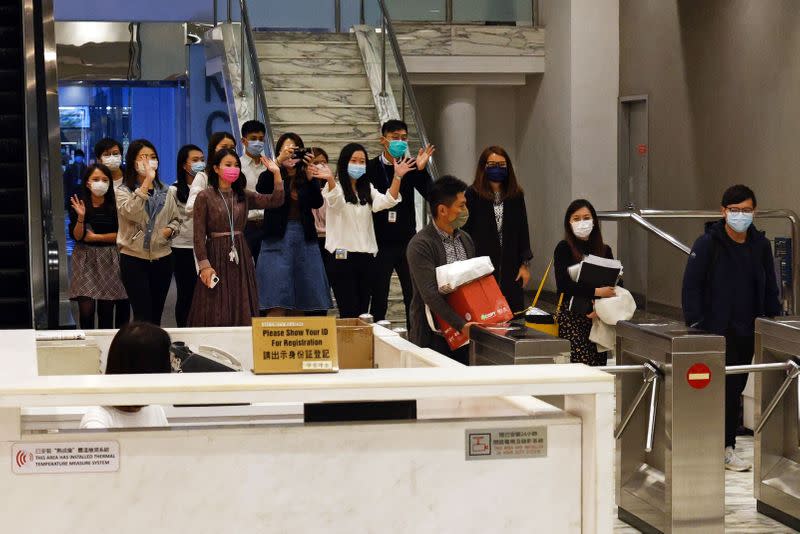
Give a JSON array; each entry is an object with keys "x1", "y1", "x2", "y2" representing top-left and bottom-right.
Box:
[
  {"x1": 12, "y1": 441, "x2": 119, "y2": 474},
  {"x1": 465, "y1": 427, "x2": 547, "y2": 461},
  {"x1": 252, "y1": 316, "x2": 339, "y2": 374}
]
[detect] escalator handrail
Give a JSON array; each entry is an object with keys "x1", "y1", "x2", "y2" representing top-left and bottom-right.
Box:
[
  {"x1": 237, "y1": 0, "x2": 276, "y2": 158},
  {"x1": 376, "y1": 0, "x2": 439, "y2": 180}
]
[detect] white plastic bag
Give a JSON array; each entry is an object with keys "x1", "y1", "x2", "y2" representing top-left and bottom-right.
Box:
[{"x1": 435, "y1": 256, "x2": 495, "y2": 294}]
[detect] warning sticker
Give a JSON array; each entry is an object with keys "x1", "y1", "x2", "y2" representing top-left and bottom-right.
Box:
[
  {"x1": 12, "y1": 441, "x2": 119, "y2": 474},
  {"x1": 465, "y1": 427, "x2": 547, "y2": 461}
]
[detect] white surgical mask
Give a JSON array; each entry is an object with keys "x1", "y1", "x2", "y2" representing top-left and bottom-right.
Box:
[
  {"x1": 571, "y1": 219, "x2": 594, "y2": 240},
  {"x1": 90, "y1": 181, "x2": 109, "y2": 196},
  {"x1": 101, "y1": 154, "x2": 121, "y2": 171},
  {"x1": 137, "y1": 159, "x2": 158, "y2": 176}
]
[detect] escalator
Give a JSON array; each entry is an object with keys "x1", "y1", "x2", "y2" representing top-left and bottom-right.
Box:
[{"x1": 0, "y1": 0, "x2": 62, "y2": 329}]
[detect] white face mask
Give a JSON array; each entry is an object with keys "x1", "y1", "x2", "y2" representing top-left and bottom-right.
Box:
[
  {"x1": 101, "y1": 154, "x2": 121, "y2": 171},
  {"x1": 136, "y1": 159, "x2": 158, "y2": 176},
  {"x1": 90, "y1": 181, "x2": 109, "y2": 196},
  {"x1": 571, "y1": 219, "x2": 594, "y2": 240}
]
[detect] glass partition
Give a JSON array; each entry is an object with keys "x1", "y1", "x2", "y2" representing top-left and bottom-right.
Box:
[{"x1": 453, "y1": 0, "x2": 533, "y2": 24}]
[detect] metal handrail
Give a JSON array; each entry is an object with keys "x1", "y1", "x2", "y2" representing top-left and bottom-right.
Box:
[
  {"x1": 599, "y1": 206, "x2": 800, "y2": 313},
  {"x1": 236, "y1": 0, "x2": 276, "y2": 158},
  {"x1": 376, "y1": 0, "x2": 439, "y2": 180}
]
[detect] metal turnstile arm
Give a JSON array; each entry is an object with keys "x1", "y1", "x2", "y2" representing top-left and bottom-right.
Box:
[
  {"x1": 614, "y1": 362, "x2": 660, "y2": 444},
  {"x1": 645, "y1": 370, "x2": 659, "y2": 453},
  {"x1": 754, "y1": 360, "x2": 800, "y2": 435}
]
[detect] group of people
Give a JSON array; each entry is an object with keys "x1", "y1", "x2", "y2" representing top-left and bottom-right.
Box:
[{"x1": 66, "y1": 120, "x2": 536, "y2": 337}]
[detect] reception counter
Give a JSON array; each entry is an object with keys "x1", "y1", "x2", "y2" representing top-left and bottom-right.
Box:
[{"x1": 1, "y1": 327, "x2": 614, "y2": 533}]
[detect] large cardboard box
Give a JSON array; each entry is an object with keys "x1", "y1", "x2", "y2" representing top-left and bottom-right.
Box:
[
  {"x1": 435, "y1": 275, "x2": 513, "y2": 350},
  {"x1": 336, "y1": 318, "x2": 374, "y2": 369}
]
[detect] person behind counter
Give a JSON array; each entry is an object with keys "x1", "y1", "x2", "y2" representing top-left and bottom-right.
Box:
[
  {"x1": 187, "y1": 148, "x2": 284, "y2": 327},
  {"x1": 170, "y1": 144, "x2": 205, "y2": 327},
  {"x1": 321, "y1": 143, "x2": 404, "y2": 318},
  {"x1": 463, "y1": 145, "x2": 532, "y2": 314},
  {"x1": 407, "y1": 175, "x2": 476, "y2": 365},
  {"x1": 553, "y1": 199, "x2": 617, "y2": 366},
  {"x1": 682, "y1": 184, "x2": 781, "y2": 472},
  {"x1": 116, "y1": 139, "x2": 182, "y2": 326},
  {"x1": 80, "y1": 322, "x2": 171, "y2": 429},
  {"x1": 68, "y1": 164, "x2": 128, "y2": 329}
]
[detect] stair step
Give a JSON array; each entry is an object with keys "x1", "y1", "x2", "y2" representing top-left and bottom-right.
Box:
[
  {"x1": 0, "y1": 241, "x2": 28, "y2": 268},
  {"x1": 0, "y1": 187, "x2": 25, "y2": 211},
  {"x1": 269, "y1": 106, "x2": 377, "y2": 124},
  {"x1": 254, "y1": 32, "x2": 355, "y2": 42},
  {"x1": 264, "y1": 74, "x2": 370, "y2": 90},
  {"x1": 256, "y1": 41, "x2": 361, "y2": 59},
  {"x1": 266, "y1": 88, "x2": 374, "y2": 107},
  {"x1": 260, "y1": 57, "x2": 365, "y2": 76}
]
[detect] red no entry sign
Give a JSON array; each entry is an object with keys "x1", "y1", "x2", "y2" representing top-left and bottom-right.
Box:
[{"x1": 687, "y1": 363, "x2": 712, "y2": 389}]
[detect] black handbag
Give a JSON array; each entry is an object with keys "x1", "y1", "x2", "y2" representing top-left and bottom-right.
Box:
[{"x1": 169, "y1": 342, "x2": 241, "y2": 373}]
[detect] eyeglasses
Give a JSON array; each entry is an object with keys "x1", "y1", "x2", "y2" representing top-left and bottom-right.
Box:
[
  {"x1": 726, "y1": 207, "x2": 754, "y2": 214},
  {"x1": 485, "y1": 162, "x2": 507, "y2": 168}
]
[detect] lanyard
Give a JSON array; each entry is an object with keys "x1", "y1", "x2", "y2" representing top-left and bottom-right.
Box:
[{"x1": 218, "y1": 190, "x2": 239, "y2": 264}]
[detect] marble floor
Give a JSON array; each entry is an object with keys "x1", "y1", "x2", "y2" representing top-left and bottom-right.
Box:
[{"x1": 613, "y1": 435, "x2": 798, "y2": 533}]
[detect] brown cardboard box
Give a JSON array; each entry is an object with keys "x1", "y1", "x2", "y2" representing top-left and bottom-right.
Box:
[{"x1": 336, "y1": 319, "x2": 374, "y2": 369}]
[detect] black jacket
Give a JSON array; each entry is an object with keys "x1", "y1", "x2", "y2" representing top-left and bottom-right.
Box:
[
  {"x1": 554, "y1": 240, "x2": 615, "y2": 302},
  {"x1": 682, "y1": 219, "x2": 781, "y2": 335},
  {"x1": 462, "y1": 187, "x2": 533, "y2": 312},
  {"x1": 256, "y1": 168, "x2": 323, "y2": 242},
  {"x1": 367, "y1": 156, "x2": 432, "y2": 246}
]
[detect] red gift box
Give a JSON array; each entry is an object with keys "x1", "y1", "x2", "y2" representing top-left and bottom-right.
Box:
[{"x1": 435, "y1": 274, "x2": 513, "y2": 350}]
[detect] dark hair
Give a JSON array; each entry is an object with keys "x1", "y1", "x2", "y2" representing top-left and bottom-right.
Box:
[
  {"x1": 428, "y1": 175, "x2": 468, "y2": 217},
  {"x1": 77, "y1": 164, "x2": 117, "y2": 221},
  {"x1": 563, "y1": 199, "x2": 606, "y2": 261},
  {"x1": 275, "y1": 132, "x2": 304, "y2": 155},
  {"x1": 74, "y1": 149, "x2": 85, "y2": 158},
  {"x1": 241, "y1": 120, "x2": 266, "y2": 137},
  {"x1": 105, "y1": 322, "x2": 171, "y2": 375},
  {"x1": 311, "y1": 146, "x2": 328, "y2": 161},
  {"x1": 175, "y1": 144, "x2": 204, "y2": 204},
  {"x1": 94, "y1": 138, "x2": 122, "y2": 160},
  {"x1": 472, "y1": 145, "x2": 523, "y2": 200},
  {"x1": 381, "y1": 119, "x2": 408, "y2": 136},
  {"x1": 336, "y1": 143, "x2": 372, "y2": 205},
  {"x1": 207, "y1": 148, "x2": 246, "y2": 201},
  {"x1": 721, "y1": 184, "x2": 757, "y2": 208},
  {"x1": 123, "y1": 139, "x2": 163, "y2": 191},
  {"x1": 206, "y1": 131, "x2": 236, "y2": 163}
]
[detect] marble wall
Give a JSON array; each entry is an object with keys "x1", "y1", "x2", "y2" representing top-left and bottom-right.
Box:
[{"x1": 395, "y1": 23, "x2": 545, "y2": 57}]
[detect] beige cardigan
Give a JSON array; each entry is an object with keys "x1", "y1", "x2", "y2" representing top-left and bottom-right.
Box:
[{"x1": 116, "y1": 183, "x2": 181, "y2": 260}]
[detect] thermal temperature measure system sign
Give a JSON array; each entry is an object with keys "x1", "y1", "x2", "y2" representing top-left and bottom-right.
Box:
[
  {"x1": 12, "y1": 441, "x2": 119, "y2": 474},
  {"x1": 686, "y1": 363, "x2": 712, "y2": 390}
]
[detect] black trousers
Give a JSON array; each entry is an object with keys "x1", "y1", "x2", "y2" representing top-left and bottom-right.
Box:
[
  {"x1": 172, "y1": 248, "x2": 197, "y2": 328},
  {"x1": 327, "y1": 251, "x2": 373, "y2": 318},
  {"x1": 245, "y1": 222, "x2": 263, "y2": 265},
  {"x1": 429, "y1": 332, "x2": 470, "y2": 366},
  {"x1": 724, "y1": 332, "x2": 755, "y2": 449},
  {"x1": 369, "y1": 242, "x2": 413, "y2": 325},
  {"x1": 119, "y1": 253, "x2": 173, "y2": 326}
]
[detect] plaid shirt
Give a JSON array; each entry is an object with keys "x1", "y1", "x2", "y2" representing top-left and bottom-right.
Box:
[{"x1": 435, "y1": 223, "x2": 468, "y2": 264}]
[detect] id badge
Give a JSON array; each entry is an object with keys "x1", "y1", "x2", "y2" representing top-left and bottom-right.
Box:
[
  {"x1": 388, "y1": 211, "x2": 397, "y2": 223},
  {"x1": 335, "y1": 248, "x2": 348, "y2": 260}
]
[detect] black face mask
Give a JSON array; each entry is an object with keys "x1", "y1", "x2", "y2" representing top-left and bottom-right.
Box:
[{"x1": 485, "y1": 167, "x2": 508, "y2": 183}]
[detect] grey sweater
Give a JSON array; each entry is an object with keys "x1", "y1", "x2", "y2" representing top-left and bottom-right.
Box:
[{"x1": 406, "y1": 222, "x2": 476, "y2": 349}]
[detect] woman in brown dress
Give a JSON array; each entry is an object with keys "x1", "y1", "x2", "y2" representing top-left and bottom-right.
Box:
[{"x1": 188, "y1": 148, "x2": 284, "y2": 326}]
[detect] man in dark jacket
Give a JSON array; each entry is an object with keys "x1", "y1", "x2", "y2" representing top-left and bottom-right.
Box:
[
  {"x1": 407, "y1": 176, "x2": 476, "y2": 364},
  {"x1": 368, "y1": 119, "x2": 435, "y2": 325},
  {"x1": 682, "y1": 184, "x2": 781, "y2": 472}
]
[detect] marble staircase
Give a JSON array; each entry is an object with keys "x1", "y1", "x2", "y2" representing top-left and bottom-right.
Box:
[{"x1": 254, "y1": 31, "x2": 384, "y2": 164}]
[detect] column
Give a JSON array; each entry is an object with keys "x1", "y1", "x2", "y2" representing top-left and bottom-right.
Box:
[{"x1": 437, "y1": 85, "x2": 477, "y2": 182}]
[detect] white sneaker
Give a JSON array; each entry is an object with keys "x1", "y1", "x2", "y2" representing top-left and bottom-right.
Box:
[{"x1": 725, "y1": 446, "x2": 752, "y2": 472}]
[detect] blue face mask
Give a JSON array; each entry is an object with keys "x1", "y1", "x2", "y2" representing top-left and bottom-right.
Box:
[
  {"x1": 387, "y1": 140, "x2": 408, "y2": 159},
  {"x1": 485, "y1": 167, "x2": 508, "y2": 183},
  {"x1": 246, "y1": 140, "x2": 265, "y2": 157},
  {"x1": 74, "y1": 155, "x2": 84, "y2": 164},
  {"x1": 189, "y1": 161, "x2": 206, "y2": 176},
  {"x1": 347, "y1": 163, "x2": 366, "y2": 179},
  {"x1": 726, "y1": 211, "x2": 753, "y2": 233}
]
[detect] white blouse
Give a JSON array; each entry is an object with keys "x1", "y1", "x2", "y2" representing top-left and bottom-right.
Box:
[{"x1": 322, "y1": 181, "x2": 401, "y2": 255}]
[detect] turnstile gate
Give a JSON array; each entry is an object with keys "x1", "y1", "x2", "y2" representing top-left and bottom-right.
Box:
[
  {"x1": 615, "y1": 321, "x2": 726, "y2": 534},
  {"x1": 469, "y1": 324, "x2": 571, "y2": 366},
  {"x1": 753, "y1": 317, "x2": 800, "y2": 530}
]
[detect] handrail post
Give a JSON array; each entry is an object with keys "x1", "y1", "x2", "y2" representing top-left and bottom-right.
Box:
[
  {"x1": 359, "y1": 0, "x2": 365, "y2": 25},
  {"x1": 446, "y1": 0, "x2": 453, "y2": 23},
  {"x1": 334, "y1": 0, "x2": 341, "y2": 33},
  {"x1": 227, "y1": 0, "x2": 232, "y2": 22},
  {"x1": 213, "y1": 0, "x2": 218, "y2": 26},
  {"x1": 532, "y1": 0, "x2": 539, "y2": 29},
  {"x1": 380, "y1": 15, "x2": 387, "y2": 97}
]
